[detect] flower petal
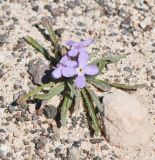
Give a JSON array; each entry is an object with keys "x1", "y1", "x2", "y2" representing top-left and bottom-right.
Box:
[
  {"x1": 68, "y1": 48, "x2": 78, "y2": 57},
  {"x1": 60, "y1": 55, "x2": 68, "y2": 65},
  {"x1": 84, "y1": 65, "x2": 99, "y2": 75},
  {"x1": 66, "y1": 60, "x2": 77, "y2": 67},
  {"x1": 75, "y1": 76, "x2": 86, "y2": 88},
  {"x1": 65, "y1": 40, "x2": 75, "y2": 47},
  {"x1": 52, "y1": 66, "x2": 62, "y2": 79},
  {"x1": 78, "y1": 52, "x2": 89, "y2": 68},
  {"x1": 80, "y1": 39, "x2": 93, "y2": 47},
  {"x1": 78, "y1": 47, "x2": 87, "y2": 54},
  {"x1": 62, "y1": 67, "x2": 76, "y2": 77}
]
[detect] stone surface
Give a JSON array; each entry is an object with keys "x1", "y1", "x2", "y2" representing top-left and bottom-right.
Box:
[
  {"x1": 28, "y1": 59, "x2": 50, "y2": 85},
  {"x1": 102, "y1": 89, "x2": 151, "y2": 148}
]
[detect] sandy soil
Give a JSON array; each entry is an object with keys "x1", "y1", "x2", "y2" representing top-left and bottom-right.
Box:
[{"x1": 0, "y1": 0, "x2": 155, "y2": 159}]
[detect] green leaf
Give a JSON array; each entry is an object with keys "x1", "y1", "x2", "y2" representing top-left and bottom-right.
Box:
[
  {"x1": 81, "y1": 89, "x2": 100, "y2": 136},
  {"x1": 61, "y1": 92, "x2": 74, "y2": 126},
  {"x1": 88, "y1": 79, "x2": 111, "y2": 91},
  {"x1": 90, "y1": 55, "x2": 126, "y2": 72},
  {"x1": 67, "y1": 82, "x2": 77, "y2": 96},
  {"x1": 103, "y1": 54, "x2": 126, "y2": 63},
  {"x1": 41, "y1": 18, "x2": 57, "y2": 46},
  {"x1": 26, "y1": 36, "x2": 52, "y2": 61},
  {"x1": 35, "y1": 83, "x2": 65, "y2": 100},
  {"x1": 102, "y1": 80, "x2": 146, "y2": 91},
  {"x1": 41, "y1": 18, "x2": 67, "y2": 59},
  {"x1": 17, "y1": 82, "x2": 54, "y2": 105},
  {"x1": 85, "y1": 87, "x2": 103, "y2": 112}
]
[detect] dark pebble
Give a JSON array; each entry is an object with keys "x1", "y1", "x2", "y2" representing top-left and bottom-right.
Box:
[
  {"x1": 23, "y1": 140, "x2": 29, "y2": 145},
  {"x1": 54, "y1": 0, "x2": 59, "y2": 2},
  {"x1": 123, "y1": 66, "x2": 132, "y2": 73},
  {"x1": 67, "y1": 0, "x2": 82, "y2": 9},
  {"x1": 43, "y1": 105, "x2": 57, "y2": 119},
  {"x1": 55, "y1": 28, "x2": 65, "y2": 37},
  {"x1": 0, "y1": 129, "x2": 5, "y2": 133},
  {"x1": 44, "y1": 4, "x2": 51, "y2": 12},
  {"x1": 72, "y1": 140, "x2": 81, "y2": 147},
  {"x1": 47, "y1": 127, "x2": 53, "y2": 134},
  {"x1": 12, "y1": 17, "x2": 18, "y2": 22},
  {"x1": 93, "y1": 157, "x2": 102, "y2": 160},
  {"x1": 32, "y1": 5, "x2": 39, "y2": 12},
  {"x1": 6, "y1": 116, "x2": 13, "y2": 121},
  {"x1": 8, "y1": 105, "x2": 16, "y2": 113},
  {"x1": 101, "y1": 145, "x2": 109, "y2": 150},
  {"x1": 0, "y1": 140, "x2": 6, "y2": 144},
  {"x1": 6, "y1": 152, "x2": 13, "y2": 158},
  {"x1": 152, "y1": 42, "x2": 155, "y2": 47},
  {"x1": 6, "y1": 10, "x2": 11, "y2": 16},
  {"x1": 51, "y1": 7, "x2": 67, "y2": 17},
  {"x1": 55, "y1": 147, "x2": 61, "y2": 156},
  {"x1": 151, "y1": 75, "x2": 155, "y2": 80},
  {"x1": 35, "y1": 141, "x2": 45, "y2": 150},
  {"x1": 120, "y1": 16, "x2": 131, "y2": 29},
  {"x1": 0, "y1": 96, "x2": 4, "y2": 102},
  {"x1": 118, "y1": 8, "x2": 126, "y2": 18},
  {"x1": 0, "y1": 69, "x2": 4, "y2": 78},
  {"x1": 0, "y1": 34, "x2": 8, "y2": 44},
  {"x1": 90, "y1": 138, "x2": 102, "y2": 144}
]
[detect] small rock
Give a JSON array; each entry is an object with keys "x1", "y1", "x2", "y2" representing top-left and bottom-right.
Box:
[
  {"x1": 120, "y1": 16, "x2": 131, "y2": 30},
  {"x1": 151, "y1": 75, "x2": 155, "y2": 80},
  {"x1": 28, "y1": 59, "x2": 50, "y2": 85},
  {"x1": 0, "y1": 96, "x2": 4, "y2": 102},
  {"x1": 51, "y1": 7, "x2": 67, "y2": 17},
  {"x1": 89, "y1": 138, "x2": 102, "y2": 144},
  {"x1": 44, "y1": 4, "x2": 51, "y2": 12},
  {"x1": 67, "y1": 0, "x2": 82, "y2": 9},
  {"x1": 67, "y1": 147, "x2": 80, "y2": 160},
  {"x1": 102, "y1": 89, "x2": 151, "y2": 148},
  {"x1": 43, "y1": 105, "x2": 57, "y2": 119},
  {"x1": 72, "y1": 140, "x2": 81, "y2": 147},
  {"x1": 32, "y1": 5, "x2": 39, "y2": 12},
  {"x1": 0, "y1": 69, "x2": 4, "y2": 78},
  {"x1": 0, "y1": 34, "x2": 8, "y2": 45},
  {"x1": 55, "y1": 28, "x2": 65, "y2": 37},
  {"x1": 123, "y1": 66, "x2": 132, "y2": 73}
]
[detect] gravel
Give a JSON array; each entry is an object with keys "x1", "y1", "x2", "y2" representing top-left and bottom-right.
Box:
[{"x1": 0, "y1": 0, "x2": 155, "y2": 159}]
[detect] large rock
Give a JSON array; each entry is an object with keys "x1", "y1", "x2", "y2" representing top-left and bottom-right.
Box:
[{"x1": 102, "y1": 89, "x2": 151, "y2": 148}]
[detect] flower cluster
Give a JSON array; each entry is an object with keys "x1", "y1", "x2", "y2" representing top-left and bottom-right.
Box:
[{"x1": 52, "y1": 39, "x2": 99, "y2": 88}]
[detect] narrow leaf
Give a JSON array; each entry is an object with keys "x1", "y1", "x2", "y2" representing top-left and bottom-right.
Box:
[
  {"x1": 90, "y1": 55, "x2": 126, "y2": 72},
  {"x1": 35, "y1": 83, "x2": 65, "y2": 100},
  {"x1": 26, "y1": 36, "x2": 52, "y2": 61},
  {"x1": 102, "y1": 80, "x2": 146, "y2": 91},
  {"x1": 41, "y1": 18, "x2": 57, "y2": 46},
  {"x1": 67, "y1": 82, "x2": 77, "y2": 96},
  {"x1": 86, "y1": 87, "x2": 103, "y2": 112},
  {"x1": 17, "y1": 82, "x2": 54, "y2": 105},
  {"x1": 81, "y1": 89, "x2": 100, "y2": 136},
  {"x1": 88, "y1": 79, "x2": 111, "y2": 91},
  {"x1": 61, "y1": 92, "x2": 74, "y2": 126}
]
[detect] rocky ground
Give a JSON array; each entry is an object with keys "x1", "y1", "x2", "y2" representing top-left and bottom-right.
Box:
[{"x1": 0, "y1": 0, "x2": 155, "y2": 160}]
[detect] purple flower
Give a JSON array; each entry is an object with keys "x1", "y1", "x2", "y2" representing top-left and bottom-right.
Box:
[
  {"x1": 75, "y1": 52, "x2": 99, "y2": 88},
  {"x1": 52, "y1": 55, "x2": 77, "y2": 79},
  {"x1": 65, "y1": 39, "x2": 93, "y2": 57}
]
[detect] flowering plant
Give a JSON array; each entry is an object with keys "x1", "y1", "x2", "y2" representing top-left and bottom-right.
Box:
[{"x1": 17, "y1": 18, "x2": 144, "y2": 135}]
